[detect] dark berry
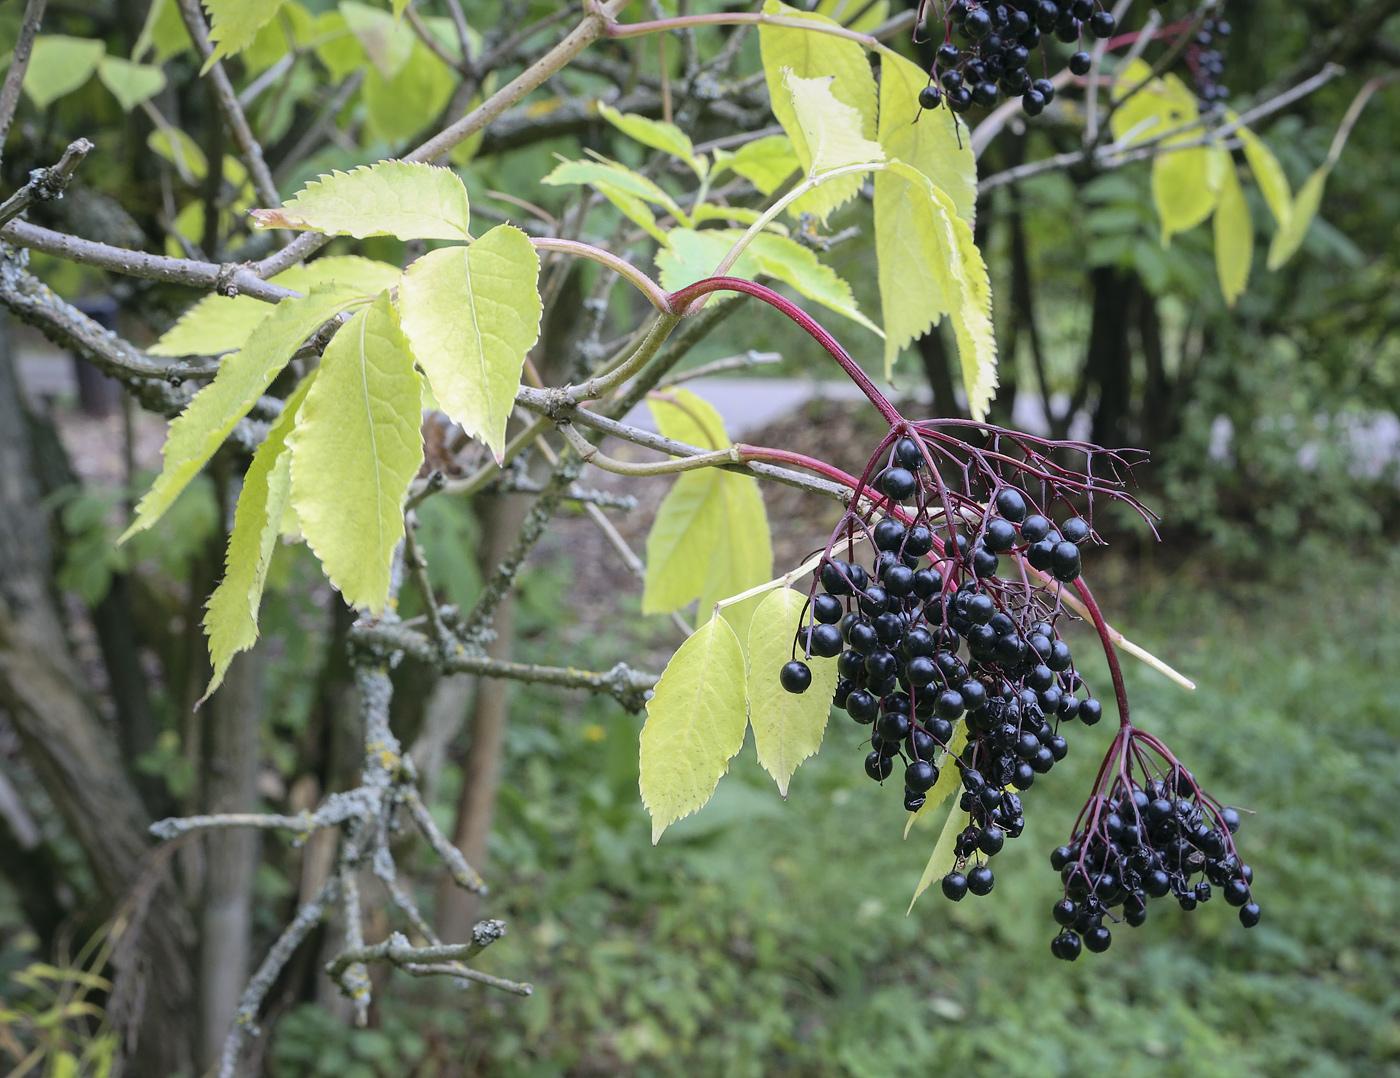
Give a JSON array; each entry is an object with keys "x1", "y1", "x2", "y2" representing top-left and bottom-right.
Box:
[
  {"x1": 936, "y1": 43, "x2": 962, "y2": 68},
  {"x1": 820, "y1": 560, "x2": 852, "y2": 595},
  {"x1": 905, "y1": 759, "x2": 938, "y2": 793},
  {"x1": 1011, "y1": 762, "x2": 1035, "y2": 789},
  {"x1": 979, "y1": 825, "x2": 1006, "y2": 855},
  {"x1": 864, "y1": 751, "x2": 893, "y2": 781},
  {"x1": 971, "y1": 81, "x2": 1000, "y2": 106},
  {"x1": 876, "y1": 710, "x2": 912, "y2": 742},
  {"x1": 1052, "y1": 898, "x2": 1078, "y2": 926},
  {"x1": 903, "y1": 788, "x2": 927, "y2": 812},
  {"x1": 808, "y1": 623, "x2": 844, "y2": 658},
  {"x1": 780, "y1": 661, "x2": 811, "y2": 693},
  {"x1": 1061, "y1": 516, "x2": 1090, "y2": 543},
  {"x1": 1020, "y1": 514, "x2": 1051, "y2": 542},
  {"x1": 907, "y1": 727, "x2": 938, "y2": 759},
  {"x1": 1239, "y1": 903, "x2": 1261, "y2": 927},
  {"x1": 902, "y1": 627, "x2": 936, "y2": 658},
  {"x1": 1089, "y1": 11, "x2": 1115, "y2": 37},
  {"x1": 1079, "y1": 697, "x2": 1103, "y2": 726},
  {"x1": 865, "y1": 650, "x2": 898, "y2": 682},
  {"x1": 974, "y1": 547, "x2": 1000, "y2": 577},
  {"x1": 918, "y1": 84, "x2": 942, "y2": 110},
  {"x1": 1021, "y1": 88, "x2": 1046, "y2": 116},
  {"x1": 859, "y1": 585, "x2": 890, "y2": 617},
  {"x1": 874, "y1": 519, "x2": 906, "y2": 551},
  {"x1": 940, "y1": 68, "x2": 965, "y2": 91},
  {"x1": 994, "y1": 488, "x2": 1028, "y2": 522},
  {"x1": 906, "y1": 655, "x2": 937, "y2": 687},
  {"x1": 1051, "y1": 845, "x2": 1074, "y2": 870},
  {"x1": 905, "y1": 525, "x2": 934, "y2": 557},
  {"x1": 1084, "y1": 925, "x2": 1112, "y2": 953},
  {"x1": 846, "y1": 690, "x2": 878, "y2": 723},
  {"x1": 1032, "y1": 77, "x2": 1056, "y2": 104},
  {"x1": 967, "y1": 864, "x2": 995, "y2": 895},
  {"x1": 847, "y1": 621, "x2": 878, "y2": 655},
  {"x1": 879, "y1": 467, "x2": 918, "y2": 502},
  {"x1": 947, "y1": 86, "x2": 974, "y2": 112},
  {"x1": 1033, "y1": 0, "x2": 1059, "y2": 30},
  {"x1": 984, "y1": 518, "x2": 1017, "y2": 553},
  {"x1": 813, "y1": 593, "x2": 843, "y2": 624},
  {"x1": 883, "y1": 564, "x2": 915, "y2": 598},
  {"x1": 1051, "y1": 930, "x2": 1082, "y2": 961},
  {"x1": 1068, "y1": 50, "x2": 1092, "y2": 76},
  {"x1": 1050, "y1": 541, "x2": 1082, "y2": 581},
  {"x1": 941, "y1": 871, "x2": 969, "y2": 901},
  {"x1": 965, "y1": 6, "x2": 993, "y2": 38},
  {"x1": 1221, "y1": 807, "x2": 1241, "y2": 834},
  {"x1": 911, "y1": 568, "x2": 940, "y2": 600}
]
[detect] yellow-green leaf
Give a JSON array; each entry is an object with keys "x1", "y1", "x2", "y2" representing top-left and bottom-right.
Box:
[
  {"x1": 542, "y1": 158, "x2": 689, "y2": 224},
  {"x1": 290, "y1": 293, "x2": 423, "y2": 614},
  {"x1": 877, "y1": 51, "x2": 976, "y2": 226},
  {"x1": 908, "y1": 804, "x2": 968, "y2": 914},
  {"x1": 339, "y1": 0, "x2": 414, "y2": 78},
  {"x1": 875, "y1": 166, "x2": 946, "y2": 376},
  {"x1": 149, "y1": 257, "x2": 401, "y2": 358},
  {"x1": 363, "y1": 40, "x2": 456, "y2": 144},
  {"x1": 725, "y1": 134, "x2": 800, "y2": 196},
  {"x1": 903, "y1": 720, "x2": 968, "y2": 838},
  {"x1": 816, "y1": 0, "x2": 890, "y2": 31},
  {"x1": 784, "y1": 69, "x2": 885, "y2": 178},
  {"x1": 746, "y1": 588, "x2": 838, "y2": 796},
  {"x1": 22, "y1": 36, "x2": 104, "y2": 108},
  {"x1": 883, "y1": 161, "x2": 997, "y2": 418},
  {"x1": 650, "y1": 386, "x2": 732, "y2": 451},
  {"x1": 696, "y1": 472, "x2": 772, "y2": 640},
  {"x1": 643, "y1": 470, "x2": 725, "y2": 614},
  {"x1": 1152, "y1": 139, "x2": 1219, "y2": 247},
  {"x1": 133, "y1": 0, "x2": 191, "y2": 63},
  {"x1": 203, "y1": 0, "x2": 285, "y2": 70},
  {"x1": 598, "y1": 102, "x2": 703, "y2": 176},
  {"x1": 1267, "y1": 164, "x2": 1328, "y2": 271},
  {"x1": 148, "y1": 126, "x2": 208, "y2": 184},
  {"x1": 397, "y1": 224, "x2": 543, "y2": 460},
  {"x1": 251, "y1": 161, "x2": 472, "y2": 241},
  {"x1": 149, "y1": 295, "x2": 273, "y2": 357},
  {"x1": 122, "y1": 283, "x2": 365, "y2": 540},
  {"x1": 201, "y1": 373, "x2": 315, "y2": 702},
  {"x1": 95, "y1": 55, "x2": 167, "y2": 111},
  {"x1": 1109, "y1": 59, "x2": 1197, "y2": 146},
  {"x1": 312, "y1": 11, "x2": 365, "y2": 80},
  {"x1": 1213, "y1": 160, "x2": 1252, "y2": 307},
  {"x1": 759, "y1": 0, "x2": 877, "y2": 223},
  {"x1": 640, "y1": 614, "x2": 749, "y2": 843},
  {"x1": 242, "y1": 1, "x2": 315, "y2": 77},
  {"x1": 1236, "y1": 125, "x2": 1292, "y2": 231}
]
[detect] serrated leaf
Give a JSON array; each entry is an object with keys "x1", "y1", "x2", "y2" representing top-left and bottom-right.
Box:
[
  {"x1": 1213, "y1": 159, "x2": 1252, "y2": 307},
  {"x1": 877, "y1": 51, "x2": 975, "y2": 226},
  {"x1": 122, "y1": 283, "x2": 365, "y2": 540},
  {"x1": 541, "y1": 158, "x2": 689, "y2": 224},
  {"x1": 290, "y1": 293, "x2": 423, "y2": 614},
  {"x1": 95, "y1": 55, "x2": 167, "y2": 111},
  {"x1": 363, "y1": 40, "x2": 456, "y2": 143},
  {"x1": 784, "y1": 69, "x2": 884, "y2": 177},
  {"x1": 816, "y1": 0, "x2": 889, "y2": 31},
  {"x1": 22, "y1": 36, "x2": 104, "y2": 108},
  {"x1": 201, "y1": 373, "x2": 314, "y2": 702},
  {"x1": 202, "y1": 0, "x2": 285, "y2": 70},
  {"x1": 903, "y1": 721, "x2": 968, "y2": 838},
  {"x1": 340, "y1": 0, "x2": 414, "y2": 78},
  {"x1": 643, "y1": 471, "x2": 725, "y2": 614},
  {"x1": 696, "y1": 472, "x2": 772, "y2": 640},
  {"x1": 726, "y1": 134, "x2": 800, "y2": 196},
  {"x1": 1152, "y1": 139, "x2": 1218, "y2": 247},
  {"x1": 882, "y1": 162, "x2": 997, "y2": 417},
  {"x1": 759, "y1": 0, "x2": 877, "y2": 223},
  {"x1": 397, "y1": 224, "x2": 542, "y2": 460},
  {"x1": 242, "y1": 0, "x2": 314, "y2": 77},
  {"x1": 133, "y1": 0, "x2": 191, "y2": 63},
  {"x1": 1236, "y1": 125, "x2": 1292, "y2": 231},
  {"x1": 746, "y1": 588, "x2": 838, "y2": 796},
  {"x1": 598, "y1": 102, "x2": 703, "y2": 176},
  {"x1": 640, "y1": 614, "x2": 749, "y2": 843},
  {"x1": 251, "y1": 161, "x2": 472, "y2": 241},
  {"x1": 149, "y1": 257, "x2": 402, "y2": 358},
  {"x1": 875, "y1": 169, "x2": 946, "y2": 374},
  {"x1": 908, "y1": 804, "x2": 968, "y2": 914},
  {"x1": 1266, "y1": 164, "x2": 1328, "y2": 271},
  {"x1": 149, "y1": 295, "x2": 273, "y2": 357},
  {"x1": 691, "y1": 204, "x2": 777, "y2": 228}
]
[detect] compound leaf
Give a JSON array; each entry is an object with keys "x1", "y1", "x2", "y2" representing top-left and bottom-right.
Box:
[
  {"x1": 22, "y1": 36, "x2": 104, "y2": 108},
  {"x1": 759, "y1": 0, "x2": 877, "y2": 222},
  {"x1": 251, "y1": 161, "x2": 472, "y2": 242},
  {"x1": 640, "y1": 614, "x2": 748, "y2": 843},
  {"x1": 203, "y1": 0, "x2": 285, "y2": 70},
  {"x1": 725, "y1": 134, "x2": 800, "y2": 196},
  {"x1": 877, "y1": 51, "x2": 975, "y2": 226},
  {"x1": 1267, "y1": 165, "x2": 1328, "y2": 271},
  {"x1": 123, "y1": 283, "x2": 366, "y2": 540},
  {"x1": 201, "y1": 373, "x2": 314, "y2": 702},
  {"x1": 290, "y1": 293, "x2": 422, "y2": 614},
  {"x1": 784, "y1": 71, "x2": 885, "y2": 177},
  {"x1": 909, "y1": 804, "x2": 968, "y2": 914},
  {"x1": 95, "y1": 55, "x2": 167, "y2": 111},
  {"x1": 1213, "y1": 159, "x2": 1252, "y2": 307},
  {"x1": 746, "y1": 587, "x2": 838, "y2": 796},
  {"x1": 1152, "y1": 140, "x2": 1219, "y2": 246},
  {"x1": 397, "y1": 224, "x2": 542, "y2": 461},
  {"x1": 1236, "y1": 125, "x2": 1292, "y2": 231},
  {"x1": 339, "y1": 0, "x2": 414, "y2": 77},
  {"x1": 598, "y1": 103, "x2": 703, "y2": 176}
]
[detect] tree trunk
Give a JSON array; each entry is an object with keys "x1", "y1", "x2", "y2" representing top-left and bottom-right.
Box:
[
  {"x1": 1085, "y1": 267, "x2": 1135, "y2": 448},
  {"x1": 0, "y1": 314, "x2": 197, "y2": 1076},
  {"x1": 916, "y1": 326, "x2": 964, "y2": 419}
]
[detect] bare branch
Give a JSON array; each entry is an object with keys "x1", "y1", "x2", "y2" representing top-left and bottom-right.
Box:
[
  {"x1": 0, "y1": 138, "x2": 93, "y2": 229},
  {"x1": 327, "y1": 925, "x2": 531, "y2": 996},
  {"x1": 0, "y1": 0, "x2": 48, "y2": 166}
]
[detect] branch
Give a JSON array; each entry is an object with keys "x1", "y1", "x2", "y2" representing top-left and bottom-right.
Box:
[
  {"x1": 174, "y1": 0, "x2": 281, "y2": 210},
  {"x1": 0, "y1": 138, "x2": 93, "y2": 229},
  {"x1": 0, "y1": 0, "x2": 48, "y2": 166},
  {"x1": 326, "y1": 925, "x2": 530, "y2": 997}
]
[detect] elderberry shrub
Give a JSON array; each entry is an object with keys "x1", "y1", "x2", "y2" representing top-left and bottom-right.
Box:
[
  {"x1": 1186, "y1": 16, "x2": 1231, "y2": 107},
  {"x1": 915, "y1": 0, "x2": 1121, "y2": 116},
  {"x1": 777, "y1": 423, "x2": 1255, "y2": 955}
]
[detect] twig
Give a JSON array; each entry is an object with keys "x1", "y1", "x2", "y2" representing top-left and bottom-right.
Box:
[
  {"x1": 406, "y1": 4, "x2": 470, "y2": 73},
  {"x1": 274, "y1": 72, "x2": 365, "y2": 185},
  {"x1": 0, "y1": 139, "x2": 93, "y2": 229},
  {"x1": 0, "y1": 0, "x2": 49, "y2": 167},
  {"x1": 657, "y1": 350, "x2": 781, "y2": 386},
  {"x1": 1084, "y1": 0, "x2": 1137, "y2": 146},
  {"x1": 399, "y1": 784, "x2": 488, "y2": 894},
  {"x1": 174, "y1": 0, "x2": 282, "y2": 211},
  {"x1": 404, "y1": 513, "x2": 453, "y2": 647},
  {"x1": 327, "y1": 926, "x2": 531, "y2": 996}
]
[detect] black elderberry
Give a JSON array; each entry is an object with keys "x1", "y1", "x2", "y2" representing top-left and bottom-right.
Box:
[
  {"x1": 1053, "y1": 18, "x2": 1079, "y2": 42},
  {"x1": 1031, "y1": 77, "x2": 1056, "y2": 104},
  {"x1": 936, "y1": 42, "x2": 962, "y2": 68},
  {"x1": 876, "y1": 710, "x2": 912, "y2": 742},
  {"x1": 907, "y1": 727, "x2": 938, "y2": 759},
  {"x1": 971, "y1": 81, "x2": 1000, "y2": 106},
  {"x1": 859, "y1": 586, "x2": 891, "y2": 617},
  {"x1": 984, "y1": 518, "x2": 1018, "y2": 553},
  {"x1": 946, "y1": 85, "x2": 974, "y2": 112},
  {"x1": 918, "y1": 84, "x2": 942, "y2": 110},
  {"x1": 1089, "y1": 11, "x2": 1115, "y2": 37},
  {"x1": 1012, "y1": 762, "x2": 1035, "y2": 789},
  {"x1": 1007, "y1": 7, "x2": 1030, "y2": 35},
  {"x1": 973, "y1": 547, "x2": 1000, "y2": 577},
  {"x1": 813, "y1": 593, "x2": 843, "y2": 624},
  {"x1": 1051, "y1": 845, "x2": 1074, "y2": 871},
  {"x1": 1194, "y1": 881, "x2": 1213, "y2": 903},
  {"x1": 872, "y1": 612, "x2": 903, "y2": 646},
  {"x1": 1221, "y1": 807, "x2": 1241, "y2": 834},
  {"x1": 904, "y1": 788, "x2": 927, "y2": 812},
  {"x1": 1239, "y1": 902, "x2": 1261, "y2": 927},
  {"x1": 965, "y1": 6, "x2": 993, "y2": 38},
  {"x1": 907, "y1": 656, "x2": 937, "y2": 687},
  {"x1": 926, "y1": 715, "x2": 954, "y2": 743},
  {"x1": 967, "y1": 864, "x2": 995, "y2": 895},
  {"x1": 1021, "y1": 88, "x2": 1046, "y2": 116},
  {"x1": 847, "y1": 690, "x2": 878, "y2": 723},
  {"x1": 780, "y1": 661, "x2": 811, "y2": 693},
  {"x1": 942, "y1": 871, "x2": 969, "y2": 901},
  {"x1": 870, "y1": 732, "x2": 900, "y2": 757},
  {"x1": 906, "y1": 759, "x2": 939, "y2": 793},
  {"x1": 1019, "y1": 514, "x2": 1051, "y2": 543},
  {"x1": 1047, "y1": 639, "x2": 1073, "y2": 672},
  {"x1": 1084, "y1": 925, "x2": 1112, "y2": 953},
  {"x1": 960, "y1": 679, "x2": 988, "y2": 709},
  {"x1": 1061, "y1": 516, "x2": 1090, "y2": 544},
  {"x1": 866, "y1": 650, "x2": 898, "y2": 682},
  {"x1": 1051, "y1": 931, "x2": 1082, "y2": 961},
  {"x1": 837, "y1": 651, "x2": 863, "y2": 682},
  {"x1": 1078, "y1": 697, "x2": 1103, "y2": 726},
  {"x1": 940, "y1": 67, "x2": 965, "y2": 92},
  {"x1": 902, "y1": 627, "x2": 936, "y2": 658},
  {"x1": 1033, "y1": 0, "x2": 1059, "y2": 29},
  {"x1": 1053, "y1": 898, "x2": 1078, "y2": 926},
  {"x1": 879, "y1": 467, "x2": 918, "y2": 501},
  {"x1": 1069, "y1": 0, "x2": 1093, "y2": 15},
  {"x1": 1050, "y1": 541, "x2": 1082, "y2": 582},
  {"x1": 1001, "y1": 67, "x2": 1031, "y2": 94},
  {"x1": 847, "y1": 621, "x2": 878, "y2": 655},
  {"x1": 934, "y1": 689, "x2": 966, "y2": 719},
  {"x1": 883, "y1": 564, "x2": 915, "y2": 599},
  {"x1": 979, "y1": 826, "x2": 1006, "y2": 855},
  {"x1": 909, "y1": 568, "x2": 939, "y2": 600},
  {"x1": 847, "y1": 564, "x2": 869, "y2": 591},
  {"x1": 820, "y1": 560, "x2": 853, "y2": 595},
  {"x1": 1068, "y1": 50, "x2": 1092, "y2": 76},
  {"x1": 1048, "y1": 734, "x2": 1068, "y2": 761},
  {"x1": 873, "y1": 519, "x2": 906, "y2": 551},
  {"x1": 807, "y1": 623, "x2": 844, "y2": 658},
  {"x1": 864, "y1": 751, "x2": 893, "y2": 781},
  {"x1": 905, "y1": 525, "x2": 934, "y2": 557}
]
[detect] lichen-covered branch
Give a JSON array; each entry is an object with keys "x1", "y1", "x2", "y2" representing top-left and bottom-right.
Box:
[{"x1": 0, "y1": 138, "x2": 92, "y2": 229}]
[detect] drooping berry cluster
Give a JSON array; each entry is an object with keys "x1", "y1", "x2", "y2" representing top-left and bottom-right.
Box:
[
  {"x1": 1047, "y1": 729, "x2": 1258, "y2": 959},
  {"x1": 1186, "y1": 16, "x2": 1231, "y2": 106},
  {"x1": 775, "y1": 420, "x2": 1255, "y2": 956},
  {"x1": 914, "y1": 0, "x2": 1119, "y2": 116}
]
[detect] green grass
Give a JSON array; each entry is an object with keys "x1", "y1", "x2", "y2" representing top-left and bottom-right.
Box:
[{"x1": 272, "y1": 552, "x2": 1400, "y2": 1078}]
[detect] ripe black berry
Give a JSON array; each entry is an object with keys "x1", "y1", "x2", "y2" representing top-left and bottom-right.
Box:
[
  {"x1": 1084, "y1": 925, "x2": 1112, "y2": 953},
  {"x1": 1089, "y1": 11, "x2": 1115, "y2": 37},
  {"x1": 1050, "y1": 540, "x2": 1082, "y2": 582},
  {"x1": 936, "y1": 43, "x2": 962, "y2": 68},
  {"x1": 1060, "y1": 516, "x2": 1090, "y2": 544},
  {"x1": 984, "y1": 518, "x2": 1017, "y2": 552},
  {"x1": 905, "y1": 759, "x2": 938, "y2": 793},
  {"x1": 964, "y1": 6, "x2": 993, "y2": 38},
  {"x1": 820, "y1": 561, "x2": 852, "y2": 595},
  {"x1": 1053, "y1": 898, "x2": 1078, "y2": 926},
  {"x1": 967, "y1": 864, "x2": 995, "y2": 895},
  {"x1": 780, "y1": 661, "x2": 811, "y2": 693},
  {"x1": 1069, "y1": 50, "x2": 1092, "y2": 76},
  {"x1": 1078, "y1": 697, "x2": 1103, "y2": 726},
  {"x1": 1020, "y1": 514, "x2": 1051, "y2": 542},
  {"x1": 813, "y1": 593, "x2": 843, "y2": 624},
  {"x1": 918, "y1": 84, "x2": 942, "y2": 110},
  {"x1": 864, "y1": 751, "x2": 893, "y2": 781},
  {"x1": 879, "y1": 467, "x2": 917, "y2": 501},
  {"x1": 1239, "y1": 902, "x2": 1262, "y2": 927},
  {"x1": 942, "y1": 871, "x2": 969, "y2": 901},
  {"x1": 846, "y1": 690, "x2": 878, "y2": 723},
  {"x1": 807, "y1": 623, "x2": 844, "y2": 658},
  {"x1": 1021, "y1": 88, "x2": 1045, "y2": 116}
]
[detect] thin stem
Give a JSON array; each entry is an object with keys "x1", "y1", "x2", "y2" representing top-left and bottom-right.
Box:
[
  {"x1": 666, "y1": 276, "x2": 904, "y2": 427},
  {"x1": 0, "y1": 138, "x2": 92, "y2": 228},
  {"x1": 1072, "y1": 579, "x2": 1131, "y2": 729},
  {"x1": 532, "y1": 238, "x2": 674, "y2": 311},
  {"x1": 0, "y1": 0, "x2": 48, "y2": 166}
]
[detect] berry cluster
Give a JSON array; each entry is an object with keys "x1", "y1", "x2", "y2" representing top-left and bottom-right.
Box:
[
  {"x1": 1186, "y1": 16, "x2": 1231, "y2": 106},
  {"x1": 774, "y1": 420, "x2": 1255, "y2": 957},
  {"x1": 1047, "y1": 729, "x2": 1258, "y2": 959},
  {"x1": 915, "y1": 0, "x2": 1119, "y2": 116}
]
